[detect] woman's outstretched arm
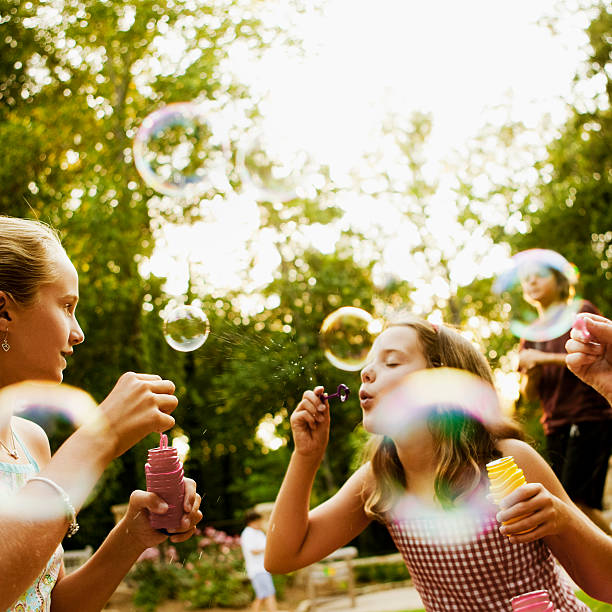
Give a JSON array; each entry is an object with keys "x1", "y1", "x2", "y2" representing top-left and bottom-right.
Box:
[{"x1": 497, "y1": 439, "x2": 612, "y2": 603}]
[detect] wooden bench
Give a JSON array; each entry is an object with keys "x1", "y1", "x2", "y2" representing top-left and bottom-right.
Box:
[
  {"x1": 63, "y1": 545, "x2": 93, "y2": 574},
  {"x1": 303, "y1": 546, "x2": 358, "y2": 608}
]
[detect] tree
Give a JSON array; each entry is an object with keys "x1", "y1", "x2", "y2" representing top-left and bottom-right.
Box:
[{"x1": 0, "y1": 0, "x2": 265, "y2": 548}]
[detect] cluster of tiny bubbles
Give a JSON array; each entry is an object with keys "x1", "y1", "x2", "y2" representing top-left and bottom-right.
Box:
[
  {"x1": 319, "y1": 307, "x2": 383, "y2": 371},
  {"x1": 133, "y1": 102, "x2": 230, "y2": 198},
  {"x1": 492, "y1": 249, "x2": 581, "y2": 342},
  {"x1": 236, "y1": 135, "x2": 312, "y2": 203},
  {"x1": 369, "y1": 368, "x2": 502, "y2": 439},
  {"x1": 0, "y1": 381, "x2": 105, "y2": 520},
  {"x1": 162, "y1": 303, "x2": 210, "y2": 352}
]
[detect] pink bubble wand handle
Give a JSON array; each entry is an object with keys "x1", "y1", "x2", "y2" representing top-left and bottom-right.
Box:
[{"x1": 322, "y1": 384, "x2": 350, "y2": 403}]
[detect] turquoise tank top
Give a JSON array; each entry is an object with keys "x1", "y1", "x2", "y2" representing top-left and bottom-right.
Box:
[{"x1": 0, "y1": 430, "x2": 63, "y2": 612}]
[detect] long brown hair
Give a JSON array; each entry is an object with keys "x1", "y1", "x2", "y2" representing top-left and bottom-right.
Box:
[{"x1": 362, "y1": 315, "x2": 523, "y2": 522}]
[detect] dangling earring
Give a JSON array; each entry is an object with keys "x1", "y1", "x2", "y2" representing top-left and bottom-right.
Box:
[{"x1": 1, "y1": 331, "x2": 9, "y2": 352}]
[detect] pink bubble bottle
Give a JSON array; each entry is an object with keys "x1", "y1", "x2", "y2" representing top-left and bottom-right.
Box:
[
  {"x1": 511, "y1": 589, "x2": 555, "y2": 611},
  {"x1": 145, "y1": 433, "x2": 185, "y2": 532}
]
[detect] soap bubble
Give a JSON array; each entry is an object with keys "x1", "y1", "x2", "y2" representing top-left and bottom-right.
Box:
[
  {"x1": 320, "y1": 307, "x2": 382, "y2": 371},
  {"x1": 236, "y1": 136, "x2": 311, "y2": 202},
  {"x1": 133, "y1": 102, "x2": 229, "y2": 198},
  {"x1": 390, "y1": 490, "x2": 494, "y2": 546},
  {"x1": 493, "y1": 249, "x2": 581, "y2": 342},
  {"x1": 368, "y1": 369, "x2": 503, "y2": 541},
  {"x1": 368, "y1": 368, "x2": 502, "y2": 438},
  {"x1": 0, "y1": 381, "x2": 106, "y2": 520},
  {"x1": 163, "y1": 304, "x2": 210, "y2": 352}
]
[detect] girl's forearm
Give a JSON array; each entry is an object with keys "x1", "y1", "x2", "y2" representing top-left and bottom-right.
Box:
[
  {"x1": 51, "y1": 519, "x2": 146, "y2": 612},
  {"x1": 0, "y1": 429, "x2": 113, "y2": 608},
  {"x1": 265, "y1": 451, "x2": 320, "y2": 573},
  {"x1": 544, "y1": 352, "x2": 568, "y2": 366},
  {"x1": 547, "y1": 504, "x2": 612, "y2": 602}
]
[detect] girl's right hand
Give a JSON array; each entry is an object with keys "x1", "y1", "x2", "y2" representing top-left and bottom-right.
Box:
[
  {"x1": 98, "y1": 372, "x2": 178, "y2": 458},
  {"x1": 495, "y1": 482, "x2": 570, "y2": 542},
  {"x1": 290, "y1": 386, "x2": 330, "y2": 460}
]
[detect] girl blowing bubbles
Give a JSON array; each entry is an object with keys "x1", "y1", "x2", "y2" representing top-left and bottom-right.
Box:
[
  {"x1": 265, "y1": 316, "x2": 612, "y2": 611},
  {"x1": 0, "y1": 216, "x2": 203, "y2": 611}
]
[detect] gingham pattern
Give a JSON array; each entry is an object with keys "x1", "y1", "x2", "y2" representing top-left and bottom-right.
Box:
[{"x1": 387, "y1": 510, "x2": 589, "y2": 611}]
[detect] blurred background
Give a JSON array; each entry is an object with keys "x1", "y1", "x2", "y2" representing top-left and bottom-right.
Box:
[{"x1": 1, "y1": 0, "x2": 610, "y2": 560}]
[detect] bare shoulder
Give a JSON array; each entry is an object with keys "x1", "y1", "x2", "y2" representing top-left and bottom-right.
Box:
[
  {"x1": 496, "y1": 437, "x2": 569, "y2": 500},
  {"x1": 497, "y1": 437, "x2": 540, "y2": 460},
  {"x1": 12, "y1": 416, "x2": 51, "y2": 467}
]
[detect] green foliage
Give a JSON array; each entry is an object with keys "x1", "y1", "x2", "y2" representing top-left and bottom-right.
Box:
[
  {"x1": 354, "y1": 562, "x2": 410, "y2": 585},
  {"x1": 131, "y1": 557, "x2": 185, "y2": 612},
  {"x1": 129, "y1": 526, "x2": 254, "y2": 610},
  {"x1": 502, "y1": 3, "x2": 612, "y2": 315},
  {"x1": 576, "y1": 591, "x2": 612, "y2": 611},
  {"x1": 179, "y1": 526, "x2": 252, "y2": 609}
]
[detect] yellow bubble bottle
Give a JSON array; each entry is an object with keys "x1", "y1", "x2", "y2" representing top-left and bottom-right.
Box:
[{"x1": 486, "y1": 456, "x2": 532, "y2": 534}]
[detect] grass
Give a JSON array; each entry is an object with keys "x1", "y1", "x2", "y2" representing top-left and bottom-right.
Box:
[
  {"x1": 576, "y1": 591, "x2": 612, "y2": 611},
  {"x1": 393, "y1": 592, "x2": 612, "y2": 612}
]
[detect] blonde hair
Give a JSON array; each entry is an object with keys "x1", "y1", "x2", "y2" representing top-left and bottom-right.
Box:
[
  {"x1": 362, "y1": 315, "x2": 523, "y2": 521},
  {"x1": 0, "y1": 216, "x2": 64, "y2": 307}
]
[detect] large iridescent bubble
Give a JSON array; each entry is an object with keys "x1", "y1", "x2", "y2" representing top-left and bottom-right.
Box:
[
  {"x1": 493, "y1": 249, "x2": 581, "y2": 342},
  {"x1": 368, "y1": 367, "x2": 502, "y2": 438},
  {"x1": 133, "y1": 102, "x2": 229, "y2": 198},
  {"x1": 163, "y1": 304, "x2": 210, "y2": 352},
  {"x1": 320, "y1": 307, "x2": 382, "y2": 371},
  {"x1": 369, "y1": 368, "x2": 502, "y2": 540},
  {"x1": 0, "y1": 381, "x2": 105, "y2": 520}
]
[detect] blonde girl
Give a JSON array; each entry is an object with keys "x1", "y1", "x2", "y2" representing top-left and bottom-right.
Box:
[
  {"x1": 265, "y1": 316, "x2": 612, "y2": 610},
  {"x1": 0, "y1": 216, "x2": 203, "y2": 611}
]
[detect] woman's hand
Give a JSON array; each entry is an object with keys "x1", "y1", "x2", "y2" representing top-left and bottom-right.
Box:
[
  {"x1": 120, "y1": 478, "x2": 203, "y2": 549},
  {"x1": 495, "y1": 483, "x2": 571, "y2": 543},
  {"x1": 566, "y1": 313, "x2": 612, "y2": 404},
  {"x1": 98, "y1": 372, "x2": 178, "y2": 458},
  {"x1": 290, "y1": 386, "x2": 330, "y2": 461}
]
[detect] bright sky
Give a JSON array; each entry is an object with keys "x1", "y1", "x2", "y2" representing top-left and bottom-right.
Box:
[
  {"x1": 141, "y1": 0, "x2": 594, "y2": 443},
  {"x1": 143, "y1": 0, "x2": 591, "y2": 303},
  {"x1": 238, "y1": 0, "x2": 588, "y2": 169}
]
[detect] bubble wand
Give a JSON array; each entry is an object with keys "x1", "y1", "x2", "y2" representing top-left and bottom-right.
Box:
[{"x1": 322, "y1": 384, "x2": 350, "y2": 403}]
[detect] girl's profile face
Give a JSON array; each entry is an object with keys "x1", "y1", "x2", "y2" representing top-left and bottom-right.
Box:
[
  {"x1": 359, "y1": 325, "x2": 428, "y2": 433},
  {"x1": 0, "y1": 249, "x2": 84, "y2": 386}
]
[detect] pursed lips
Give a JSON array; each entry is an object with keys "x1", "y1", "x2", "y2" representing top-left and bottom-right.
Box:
[{"x1": 359, "y1": 389, "x2": 374, "y2": 409}]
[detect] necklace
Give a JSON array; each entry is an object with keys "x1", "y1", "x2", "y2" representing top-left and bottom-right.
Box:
[{"x1": 0, "y1": 428, "x2": 19, "y2": 460}]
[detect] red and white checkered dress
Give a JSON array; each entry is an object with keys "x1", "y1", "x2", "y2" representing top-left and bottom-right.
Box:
[{"x1": 386, "y1": 498, "x2": 590, "y2": 611}]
